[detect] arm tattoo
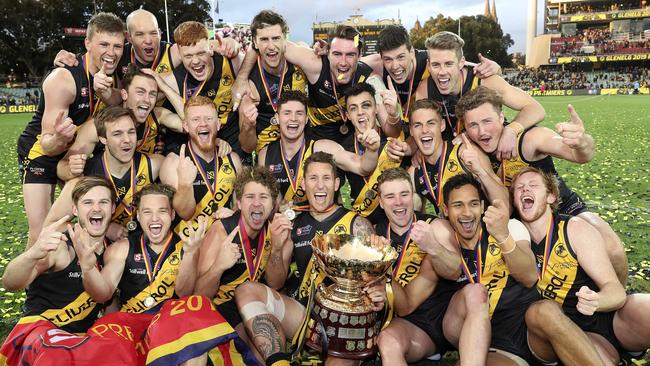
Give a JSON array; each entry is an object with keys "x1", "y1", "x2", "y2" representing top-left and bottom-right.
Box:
[
  {"x1": 251, "y1": 314, "x2": 285, "y2": 359},
  {"x1": 352, "y1": 216, "x2": 374, "y2": 236},
  {"x1": 269, "y1": 253, "x2": 281, "y2": 266}
]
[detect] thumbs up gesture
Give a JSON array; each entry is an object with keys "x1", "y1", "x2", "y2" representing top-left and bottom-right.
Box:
[
  {"x1": 459, "y1": 133, "x2": 486, "y2": 176},
  {"x1": 556, "y1": 104, "x2": 588, "y2": 150},
  {"x1": 93, "y1": 64, "x2": 114, "y2": 94},
  {"x1": 483, "y1": 199, "x2": 509, "y2": 243},
  {"x1": 54, "y1": 111, "x2": 76, "y2": 143},
  {"x1": 177, "y1": 144, "x2": 198, "y2": 186}
]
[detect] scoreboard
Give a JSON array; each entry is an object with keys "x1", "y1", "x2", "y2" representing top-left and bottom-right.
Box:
[{"x1": 313, "y1": 24, "x2": 392, "y2": 56}]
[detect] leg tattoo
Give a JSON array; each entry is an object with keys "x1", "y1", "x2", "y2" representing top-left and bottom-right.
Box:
[{"x1": 251, "y1": 314, "x2": 284, "y2": 360}]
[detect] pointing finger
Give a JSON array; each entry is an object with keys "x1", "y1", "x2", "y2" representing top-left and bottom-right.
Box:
[
  {"x1": 225, "y1": 226, "x2": 240, "y2": 243},
  {"x1": 179, "y1": 144, "x2": 186, "y2": 160},
  {"x1": 460, "y1": 133, "x2": 473, "y2": 149},
  {"x1": 567, "y1": 104, "x2": 582, "y2": 126}
]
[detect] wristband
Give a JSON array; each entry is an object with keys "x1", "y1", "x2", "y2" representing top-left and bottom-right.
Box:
[
  {"x1": 499, "y1": 234, "x2": 517, "y2": 254},
  {"x1": 507, "y1": 121, "x2": 525, "y2": 136}
]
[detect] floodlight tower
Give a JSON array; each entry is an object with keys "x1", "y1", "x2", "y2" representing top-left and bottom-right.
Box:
[{"x1": 525, "y1": 0, "x2": 538, "y2": 65}]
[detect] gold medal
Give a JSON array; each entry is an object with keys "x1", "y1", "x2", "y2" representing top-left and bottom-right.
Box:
[
  {"x1": 284, "y1": 208, "x2": 296, "y2": 221},
  {"x1": 127, "y1": 220, "x2": 137, "y2": 231},
  {"x1": 270, "y1": 115, "x2": 279, "y2": 125},
  {"x1": 339, "y1": 123, "x2": 349, "y2": 135},
  {"x1": 144, "y1": 296, "x2": 155, "y2": 308}
]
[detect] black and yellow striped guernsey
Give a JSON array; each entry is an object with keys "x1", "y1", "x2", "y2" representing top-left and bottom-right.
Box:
[
  {"x1": 24, "y1": 239, "x2": 103, "y2": 333},
  {"x1": 84, "y1": 151, "x2": 155, "y2": 227},
  {"x1": 249, "y1": 59, "x2": 307, "y2": 152},
  {"x1": 116, "y1": 41, "x2": 175, "y2": 79},
  {"x1": 426, "y1": 65, "x2": 480, "y2": 139},
  {"x1": 413, "y1": 141, "x2": 469, "y2": 214},
  {"x1": 264, "y1": 138, "x2": 315, "y2": 206},
  {"x1": 382, "y1": 49, "x2": 430, "y2": 125},
  {"x1": 306, "y1": 56, "x2": 372, "y2": 141}
]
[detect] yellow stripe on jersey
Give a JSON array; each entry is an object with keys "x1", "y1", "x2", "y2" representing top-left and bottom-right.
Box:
[
  {"x1": 283, "y1": 140, "x2": 314, "y2": 205},
  {"x1": 536, "y1": 220, "x2": 577, "y2": 306},
  {"x1": 112, "y1": 154, "x2": 153, "y2": 226},
  {"x1": 136, "y1": 114, "x2": 159, "y2": 155},
  {"x1": 435, "y1": 143, "x2": 468, "y2": 210},
  {"x1": 40, "y1": 291, "x2": 98, "y2": 327},
  {"x1": 498, "y1": 133, "x2": 528, "y2": 188},
  {"x1": 154, "y1": 43, "x2": 174, "y2": 74},
  {"x1": 213, "y1": 57, "x2": 236, "y2": 128},
  {"x1": 481, "y1": 234, "x2": 510, "y2": 318},
  {"x1": 120, "y1": 241, "x2": 182, "y2": 313}
]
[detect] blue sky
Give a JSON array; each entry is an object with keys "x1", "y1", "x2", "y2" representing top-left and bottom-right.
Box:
[{"x1": 210, "y1": 0, "x2": 544, "y2": 53}]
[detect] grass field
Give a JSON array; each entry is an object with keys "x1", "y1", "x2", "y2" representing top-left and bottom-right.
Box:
[{"x1": 0, "y1": 95, "x2": 648, "y2": 362}]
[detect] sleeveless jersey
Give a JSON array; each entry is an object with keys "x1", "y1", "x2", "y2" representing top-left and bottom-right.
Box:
[
  {"x1": 18, "y1": 54, "x2": 101, "y2": 160},
  {"x1": 248, "y1": 59, "x2": 307, "y2": 152},
  {"x1": 264, "y1": 138, "x2": 315, "y2": 206},
  {"x1": 286, "y1": 207, "x2": 357, "y2": 303},
  {"x1": 172, "y1": 53, "x2": 238, "y2": 147},
  {"x1": 117, "y1": 41, "x2": 175, "y2": 79},
  {"x1": 213, "y1": 212, "x2": 272, "y2": 305},
  {"x1": 344, "y1": 135, "x2": 406, "y2": 223},
  {"x1": 173, "y1": 149, "x2": 237, "y2": 237},
  {"x1": 84, "y1": 151, "x2": 155, "y2": 226},
  {"x1": 118, "y1": 232, "x2": 183, "y2": 313},
  {"x1": 24, "y1": 239, "x2": 103, "y2": 333},
  {"x1": 382, "y1": 49, "x2": 429, "y2": 124},
  {"x1": 456, "y1": 223, "x2": 539, "y2": 319},
  {"x1": 307, "y1": 56, "x2": 373, "y2": 141},
  {"x1": 493, "y1": 128, "x2": 579, "y2": 208},
  {"x1": 374, "y1": 212, "x2": 436, "y2": 286},
  {"x1": 426, "y1": 65, "x2": 480, "y2": 139},
  {"x1": 531, "y1": 214, "x2": 597, "y2": 317},
  {"x1": 413, "y1": 141, "x2": 469, "y2": 214},
  {"x1": 135, "y1": 112, "x2": 161, "y2": 154}
]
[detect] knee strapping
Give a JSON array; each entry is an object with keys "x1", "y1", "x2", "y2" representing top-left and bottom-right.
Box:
[{"x1": 239, "y1": 286, "x2": 286, "y2": 322}]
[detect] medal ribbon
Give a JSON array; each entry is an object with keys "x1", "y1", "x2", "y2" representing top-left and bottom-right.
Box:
[
  {"x1": 440, "y1": 72, "x2": 465, "y2": 135},
  {"x1": 538, "y1": 215, "x2": 556, "y2": 280},
  {"x1": 387, "y1": 215, "x2": 415, "y2": 277},
  {"x1": 82, "y1": 54, "x2": 98, "y2": 117},
  {"x1": 135, "y1": 115, "x2": 157, "y2": 152},
  {"x1": 458, "y1": 228, "x2": 483, "y2": 284},
  {"x1": 188, "y1": 141, "x2": 218, "y2": 196},
  {"x1": 354, "y1": 138, "x2": 369, "y2": 184},
  {"x1": 420, "y1": 141, "x2": 448, "y2": 207},
  {"x1": 330, "y1": 71, "x2": 355, "y2": 122},
  {"x1": 101, "y1": 151, "x2": 136, "y2": 215},
  {"x1": 131, "y1": 45, "x2": 161, "y2": 70},
  {"x1": 280, "y1": 139, "x2": 305, "y2": 195},
  {"x1": 183, "y1": 73, "x2": 208, "y2": 103},
  {"x1": 141, "y1": 233, "x2": 174, "y2": 283},
  {"x1": 395, "y1": 66, "x2": 415, "y2": 120},
  {"x1": 238, "y1": 217, "x2": 267, "y2": 280},
  {"x1": 257, "y1": 56, "x2": 287, "y2": 112}
]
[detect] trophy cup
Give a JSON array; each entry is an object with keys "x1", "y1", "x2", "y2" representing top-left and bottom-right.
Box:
[{"x1": 305, "y1": 234, "x2": 397, "y2": 359}]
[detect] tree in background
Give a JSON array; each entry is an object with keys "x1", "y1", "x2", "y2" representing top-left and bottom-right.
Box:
[
  {"x1": 411, "y1": 14, "x2": 514, "y2": 68},
  {"x1": 0, "y1": 0, "x2": 210, "y2": 80}
]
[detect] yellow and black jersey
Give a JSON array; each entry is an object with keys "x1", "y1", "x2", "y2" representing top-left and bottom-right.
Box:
[
  {"x1": 382, "y1": 49, "x2": 429, "y2": 125},
  {"x1": 491, "y1": 128, "x2": 587, "y2": 216},
  {"x1": 135, "y1": 113, "x2": 161, "y2": 155},
  {"x1": 84, "y1": 151, "x2": 155, "y2": 226},
  {"x1": 170, "y1": 53, "x2": 238, "y2": 148},
  {"x1": 116, "y1": 41, "x2": 175, "y2": 80},
  {"x1": 456, "y1": 223, "x2": 539, "y2": 319},
  {"x1": 264, "y1": 138, "x2": 315, "y2": 206},
  {"x1": 426, "y1": 65, "x2": 479, "y2": 140},
  {"x1": 213, "y1": 212, "x2": 271, "y2": 305},
  {"x1": 307, "y1": 56, "x2": 373, "y2": 141},
  {"x1": 532, "y1": 214, "x2": 597, "y2": 317},
  {"x1": 286, "y1": 207, "x2": 357, "y2": 303},
  {"x1": 249, "y1": 59, "x2": 307, "y2": 152},
  {"x1": 18, "y1": 54, "x2": 103, "y2": 162},
  {"x1": 24, "y1": 239, "x2": 103, "y2": 333},
  {"x1": 374, "y1": 212, "x2": 436, "y2": 286},
  {"x1": 413, "y1": 141, "x2": 469, "y2": 214},
  {"x1": 173, "y1": 147, "x2": 237, "y2": 237},
  {"x1": 344, "y1": 134, "x2": 407, "y2": 224},
  {"x1": 118, "y1": 231, "x2": 183, "y2": 314}
]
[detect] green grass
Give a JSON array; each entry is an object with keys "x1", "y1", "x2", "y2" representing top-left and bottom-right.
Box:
[{"x1": 0, "y1": 96, "x2": 648, "y2": 362}]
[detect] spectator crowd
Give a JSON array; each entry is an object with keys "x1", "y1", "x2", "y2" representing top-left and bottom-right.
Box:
[{"x1": 505, "y1": 66, "x2": 650, "y2": 90}]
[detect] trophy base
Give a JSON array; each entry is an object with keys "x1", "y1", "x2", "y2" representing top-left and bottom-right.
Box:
[{"x1": 305, "y1": 291, "x2": 381, "y2": 360}]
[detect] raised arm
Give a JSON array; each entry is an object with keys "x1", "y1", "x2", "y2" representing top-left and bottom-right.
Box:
[
  {"x1": 264, "y1": 213, "x2": 294, "y2": 289},
  {"x1": 40, "y1": 69, "x2": 78, "y2": 156},
  {"x1": 159, "y1": 145, "x2": 198, "y2": 220},
  {"x1": 194, "y1": 222, "x2": 241, "y2": 298},
  {"x1": 57, "y1": 120, "x2": 98, "y2": 181},
  {"x1": 414, "y1": 219, "x2": 462, "y2": 280},
  {"x1": 77, "y1": 233, "x2": 128, "y2": 303},
  {"x1": 315, "y1": 131, "x2": 380, "y2": 177},
  {"x1": 175, "y1": 216, "x2": 207, "y2": 297},
  {"x1": 154, "y1": 106, "x2": 184, "y2": 132}
]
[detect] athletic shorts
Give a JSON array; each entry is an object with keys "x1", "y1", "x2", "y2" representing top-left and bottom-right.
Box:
[
  {"x1": 216, "y1": 299, "x2": 242, "y2": 328},
  {"x1": 403, "y1": 294, "x2": 454, "y2": 355},
  {"x1": 558, "y1": 190, "x2": 588, "y2": 216},
  {"x1": 17, "y1": 153, "x2": 60, "y2": 185},
  {"x1": 569, "y1": 311, "x2": 623, "y2": 351},
  {"x1": 491, "y1": 306, "x2": 536, "y2": 364}
]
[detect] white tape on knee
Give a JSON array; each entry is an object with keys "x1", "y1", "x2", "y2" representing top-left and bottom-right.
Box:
[
  {"x1": 239, "y1": 301, "x2": 268, "y2": 322},
  {"x1": 266, "y1": 286, "x2": 286, "y2": 322}
]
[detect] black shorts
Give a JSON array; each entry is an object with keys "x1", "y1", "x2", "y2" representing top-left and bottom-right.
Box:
[
  {"x1": 491, "y1": 306, "x2": 536, "y2": 363},
  {"x1": 402, "y1": 294, "x2": 454, "y2": 355},
  {"x1": 17, "y1": 152, "x2": 60, "y2": 185},
  {"x1": 558, "y1": 190, "x2": 588, "y2": 216},
  {"x1": 216, "y1": 299, "x2": 242, "y2": 328},
  {"x1": 569, "y1": 311, "x2": 622, "y2": 352}
]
